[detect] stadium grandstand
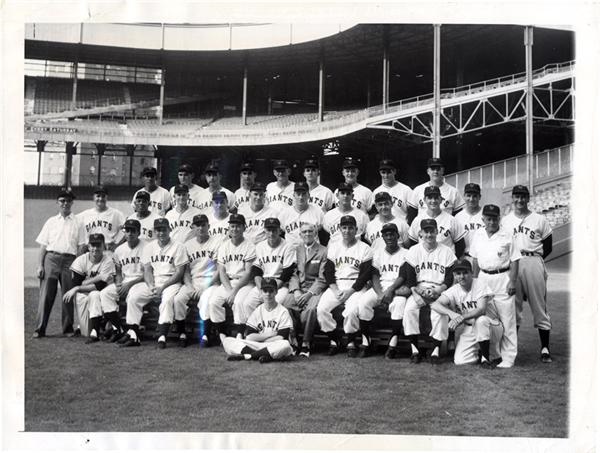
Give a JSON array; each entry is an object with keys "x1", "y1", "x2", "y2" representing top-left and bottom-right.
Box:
[{"x1": 24, "y1": 22, "x2": 573, "y2": 280}]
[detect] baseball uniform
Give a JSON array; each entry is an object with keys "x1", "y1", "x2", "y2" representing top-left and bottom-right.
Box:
[
  {"x1": 323, "y1": 207, "x2": 369, "y2": 245},
  {"x1": 266, "y1": 181, "x2": 295, "y2": 211},
  {"x1": 409, "y1": 210, "x2": 466, "y2": 254},
  {"x1": 308, "y1": 184, "x2": 336, "y2": 212},
  {"x1": 205, "y1": 211, "x2": 231, "y2": 239},
  {"x1": 409, "y1": 181, "x2": 465, "y2": 214},
  {"x1": 127, "y1": 211, "x2": 162, "y2": 242},
  {"x1": 373, "y1": 182, "x2": 412, "y2": 221},
  {"x1": 196, "y1": 187, "x2": 236, "y2": 214},
  {"x1": 455, "y1": 208, "x2": 485, "y2": 256},
  {"x1": 169, "y1": 183, "x2": 205, "y2": 210},
  {"x1": 77, "y1": 207, "x2": 126, "y2": 249},
  {"x1": 334, "y1": 184, "x2": 374, "y2": 213},
  {"x1": 131, "y1": 186, "x2": 172, "y2": 216},
  {"x1": 365, "y1": 215, "x2": 409, "y2": 250},
  {"x1": 165, "y1": 205, "x2": 203, "y2": 244},
  {"x1": 233, "y1": 187, "x2": 252, "y2": 211},
  {"x1": 238, "y1": 204, "x2": 280, "y2": 244},
  {"x1": 279, "y1": 204, "x2": 325, "y2": 247}
]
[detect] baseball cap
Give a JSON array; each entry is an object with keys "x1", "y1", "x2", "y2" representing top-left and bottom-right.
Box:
[
  {"x1": 205, "y1": 162, "x2": 219, "y2": 174},
  {"x1": 374, "y1": 191, "x2": 392, "y2": 203},
  {"x1": 379, "y1": 159, "x2": 395, "y2": 170},
  {"x1": 135, "y1": 190, "x2": 150, "y2": 201},
  {"x1": 304, "y1": 159, "x2": 319, "y2": 169},
  {"x1": 250, "y1": 182, "x2": 266, "y2": 192},
  {"x1": 153, "y1": 218, "x2": 170, "y2": 230},
  {"x1": 294, "y1": 182, "x2": 309, "y2": 193},
  {"x1": 212, "y1": 191, "x2": 228, "y2": 201},
  {"x1": 174, "y1": 184, "x2": 189, "y2": 194},
  {"x1": 337, "y1": 182, "x2": 354, "y2": 193},
  {"x1": 88, "y1": 233, "x2": 105, "y2": 245},
  {"x1": 420, "y1": 218, "x2": 438, "y2": 230},
  {"x1": 464, "y1": 183, "x2": 481, "y2": 195},
  {"x1": 452, "y1": 259, "x2": 472, "y2": 273},
  {"x1": 424, "y1": 186, "x2": 442, "y2": 197},
  {"x1": 123, "y1": 219, "x2": 141, "y2": 231},
  {"x1": 264, "y1": 217, "x2": 281, "y2": 229},
  {"x1": 228, "y1": 214, "x2": 246, "y2": 225},
  {"x1": 240, "y1": 161, "x2": 255, "y2": 172},
  {"x1": 381, "y1": 223, "x2": 399, "y2": 235},
  {"x1": 178, "y1": 163, "x2": 194, "y2": 173},
  {"x1": 342, "y1": 157, "x2": 358, "y2": 169},
  {"x1": 512, "y1": 185, "x2": 530, "y2": 196},
  {"x1": 427, "y1": 157, "x2": 444, "y2": 168},
  {"x1": 482, "y1": 204, "x2": 501, "y2": 217},
  {"x1": 93, "y1": 185, "x2": 108, "y2": 195},
  {"x1": 261, "y1": 278, "x2": 278, "y2": 291},
  {"x1": 192, "y1": 214, "x2": 209, "y2": 226},
  {"x1": 339, "y1": 215, "x2": 357, "y2": 227},
  {"x1": 141, "y1": 167, "x2": 157, "y2": 176},
  {"x1": 272, "y1": 159, "x2": 289, "y2": 170},
  {"x1": 57, "y1": 188, "x2": 76, "y2": 200}
]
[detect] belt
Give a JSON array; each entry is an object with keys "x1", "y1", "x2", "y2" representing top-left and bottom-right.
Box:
[
  {"x1": 521, "y1": 252, "x2": 541, "y2": 257},
  {"x1": 481, "y1": 267, "x2": 509, "y2": 275},
  {"x1": 47, "y1": 251, "x2": 76, "y2": 258}
]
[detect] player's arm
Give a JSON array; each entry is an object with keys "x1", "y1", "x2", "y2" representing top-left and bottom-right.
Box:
[
  {"x1": 371, "y1": 268, "x2": 384, "y2": 298},
  {"x1": 324, "y1": 259, "x2": 339, "y2": 294},
  {"x1": 430, "y1": 294, "x2": 459, "y2": 319},
  {"x1": 232, "y1": 260, "x2": 255, "y2": 295},
  {"x1": 461, "y1": 295, "x2": 490, "y2": 322},
  {"x1": 63, "y1": 270, "x2": 86, "y2": 304},
  {"x1": 406, "y1": 206, "x2": 418, "y2": 225},
  {"x1": 143, "y1": 262, "x2": 155, "y2": 289},
  {"x1": 250, "y1": 265, "x2": 264, "y2": 288},
  {"x1": 218, "y1": 263, "x2": 232, "y2": 292},
  {"x1": 182, "y1": 264, "x2": 194, "y2": 288},
  {"x1": 471, "y1": 257, "x2": 481, "y2": 278},
  {"x1": 279, "y1": 263, "x2": 296, "y2": 286},
  {"x1": 454, "y1": 238, "x2": 466, "y2": 259},
  {"x1": 507, "y1": 259, "x2": 519, "y2": 296},
  {"x1": 157, "y1": 264, "x2": 185, "y2": 293},
  {"x1": 542, "y1": 234, "x2": 553, "y2": 259}
]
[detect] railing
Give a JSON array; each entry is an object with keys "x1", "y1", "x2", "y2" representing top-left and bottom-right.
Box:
[{"x1": 445, "y1": 144, "x2": 573, "y2": 191}]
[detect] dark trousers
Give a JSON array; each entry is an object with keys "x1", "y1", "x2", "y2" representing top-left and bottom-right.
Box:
[{"x1": 36, "y1": 252, "x2": 75, "y2": 335}]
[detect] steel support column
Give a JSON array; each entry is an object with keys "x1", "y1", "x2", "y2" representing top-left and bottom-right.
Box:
[
  {"x1": 382, "y1": 26, "x2": 389, "y2": 113},
  {"x1": 71, "y1": 62, "x2": 78, "y2": 111},
  {"x1": 36, "y1": 140, "x2": 46, "y2": 186},
  {"x1": 158, "y1": 68, "x2": 165, "y2": 125},
  {"x1": 433, "y1": 24, "x2": 441, "y2": 158},
  {"x1": 65, "y1": 142, "x2": 75, "y2": 188},
  {"x1": 525, "y1": 26, "x2": 534, "y2": 193},
  {"x1": 96, "y1": 144, "x2": 105, "y2": 185},
  {"x1": 318, "y1": 49, "x2": 325, "y2": 122},
  {"x1": 242, "y1": 64, "x2": 248, "y2": 126}
]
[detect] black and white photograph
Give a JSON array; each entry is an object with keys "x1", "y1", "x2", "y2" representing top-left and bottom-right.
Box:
[{"x1": 1, "y1": 3, "x2": 597, "y2": 453}]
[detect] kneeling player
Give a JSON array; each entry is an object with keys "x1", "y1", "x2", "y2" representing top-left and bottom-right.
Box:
[
  {"x1": 430, "y1": 259, "x2": 503, "y2": 368},
  {"x1": 222, "y1": 278, "x2": 294, "y2": 363}
]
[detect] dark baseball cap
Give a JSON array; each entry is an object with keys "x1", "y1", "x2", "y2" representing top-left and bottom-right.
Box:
[
  {"x1": 57, "y1": 188, "x2": 76, "y2": 200},
  {"x1": 154, "y1": 218, "x2": 170, "y2": 230},
  {"x1": 141, "y1": 167, "x2": 157, "y2": 176},
  {"x1": 512, "y1": 185, "x2": 530, "y2": 196},
  {"x1": 452, "y1": 259, "x2": 472, "y2": 273},
  {"x1": 174, "y1": 184, "x2": 189, "y2": 194},
  {"x1": 228, "y1": 214, "x2": 246, "y2": 225},
  {"x1": 337, "y1": 182, "x2": 354, "y2": 193},
  {"x1": 304, "y1": 159, "x2": 319, "y2": 169},
  {"x1": 342, "y1": 157, "x2": 358, "y2": 168},
  {"x1": 123, "y1": 219, "x2": 141, "y2": 231},
  {"x1": 424, "y1": 186, "x2": 442, "y2": 197},
  {"x1": 178, "y1": 163, "x2": 194, "y2": 173},
  {"x1": 272, "y1": 159, "x2": 289, "y2": 169},
  {"x1": 381, "y1": 223, "x2": 399, "y2": 235},
  {"x1": 420, "y1": 218, "x2": 438, "y2": 230},
  {"x1": 340, "y1": 215, "x2": 357, "y2": 227},
  {"x1": 379, "y1": 159, "x2": 395, "y2": 170},
  {"x1": 212, "y1": 191, "x2": 228, "y2": 201},
  {"x1": 205, "y1": 162, "x2": 219, "y2": 173},
  {"x1": 294, "y1": 182, "x2": 309, "y2": 193},
  {"x1": 374, "y1": 191, "x2": 392, "y2": 203},
  {"x1": 93, "y1": 185, "x2": 108, "y2": 195},
  {"x1": 192, "y1": 214, "x2": 209, "y2": 226},
  {"x1": 240, "y1": 161, "x2": 255, "y2": 172},
  {"x1": 88, "y1": 233, "x2": 105, "y2": 245},
  {"x1": 464, "y1": 183, "x2": 481, "y2": 195},
  {"x1": 264, "y1": 217, "x2": 281, "y2": 229},
  {"x1": 261, "y1": 277, "x2": 278, "y2": 291},
  {"x1": 135, "y1": 190, "x2": 150, "y2": 201},
  {"x1": 427, "y1": 157, "x2": 444, "y2": 168},
  {"x1": 250, "y1": 182, "x2": 266, "y2": 192},
  {"x1": 482, "y1": 204, "x2": 501, "y2": 217}
]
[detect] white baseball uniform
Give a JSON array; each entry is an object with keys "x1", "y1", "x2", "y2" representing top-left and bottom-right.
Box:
[
  {"x1": 279, "y1": 204, "x2": 325, "y2": 247},
  {"x1": 169, "y1": 184, "x2": 205, "y2": 210},
  {"x1": 206, "y1": 212, "x2": 231, "y2": 239},
  {"x1": 127, "y1": 211, "x2": 162, "y2": 242},
  {"x1": 323, "y1": 207, "x2": 369, "y2": 245},
  {"x1": 334, "y1": 184, "x2": 374, "y2": 213},
  {"x1": 197, "y1": 187, "x2": 236, "y2": 214},
  {"x1": 233, "y1": 187, "x2": 252, "y2": 211},
  {"x1": 373, "y1": 182, "x2": 412, "y2": 221},
  {"x1": 409, "y1": 181, "x2": 465, "y2": 213},
  {"x1": 131, "y1": 186, "x2": 172, "y2": 216},
  {"x1": 238, "y1": 204, "x2": 280, "y2": 244},
  {"x1": 308, "y1": 184, "x2": 336, "y2": 212},
  {"x1": 365, "y1": 215, "x2": 410, "y2": 251},
  {"x1": 165, "y1": 205, "x2": 203, "y2": 244},
  {"x1": 409, "y1": 210, "x2": 466, "y2": 254},
  {"x1": 454, "y1": 208, "x2": 485, "y2": 255},
  {"x1": 77, "y1": 207, "x2": 126, "y2": 247},
  {"x1": 266, "y1": 181, "x2": 295, "y2": 211}
]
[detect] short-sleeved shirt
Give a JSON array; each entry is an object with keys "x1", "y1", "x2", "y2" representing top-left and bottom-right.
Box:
[
  {"x1": 470, "y1": 228, "x2": 521, "y2": 271},
  {"x1": 440, "y1": 278, "x2": 495, "y2": 317},
  {"x1": 334, "y1": 184, "x2": 374, "y2": 213},
  {"x1": 196, "y1": 187, "x2": 236, "y2": 214},
  {"x1": 373, "y1": 247, "x2": 407, "y2": 291},
  {"x1": 454, "y1": 209, "x2": 485, "y2": 254},
  {"x1": 372, "y1": 182, "x2": 413, "y2": 221},
  {"x1": 36, "y1": 213, "x2": 85, "y2": 255},
  {"x1": 409, "y1": 210, "x2": 466, "y2": 253},
  {"x1": 233, "y1": 187, "x2": 252, "y2": 211},
  {"x1": 365, "y1": 215, "x2": 409, "y2": 251},
  {"x1": 169, "y1": 183, "x2": 205, "y2": 210},
  {"x1": 131, "y1": 186, "x2": 172, "y2": 216},
  {"x1": 266, "y1": 181, "x2": 295, "y2": 211},
  {"x1": 323, "y1": 207, "x2": 369, "y2": 245},
  {"x1": 77, "y1": 207, "x2": 126, "y2": 245},
  {"x1": 70, "y1": 252, "x2": 115, "y2": 283},
  {"x1": 217, "y1": 238, "x2": 257, "y2": 280},
  {"x1": 253, "y1": 239, "x2": 296, "y2": 279},
  {"x1": 246, "y1": 303, "x2": 293, "y2": 338},
  {"x1": 279, "y1": 204, "x2": 325, "y2": 247},
  {"x1": 141, "y1": 239, "x2": 188, "y2": 287},
  {"x1": 112, "y1": 239, "x2": 147, "y2": 283},
  {"x1": 327, "y1": 240, "x2": 373, "y2": 289},
  {"x1": 205, "y1": 212, "x2": 231, "y2": 239},
  {"x1": 409, "y1": 181, "x2": 465, "y2": 213},
  {"x1": 165, "y1": 205, "x2": 203, "y2": 244},
  {"x1": 501, "y1": 211, "x2": 552, "y2": 255},
  {"x1": 127, "y1": 211, "x2": 162, "y2": 242},
  {"x1": 308, "y1": 184, "x2": 336, "y2": 212},
  {"x1": 405, "y1": 242, "x2": 456, "y2": 285},
  {"x1": 238, "y1": 204, "x2": 280, "y2": 244},
  {"x1": 184, "y1": 235, "x2": 221, "y2": 287}
]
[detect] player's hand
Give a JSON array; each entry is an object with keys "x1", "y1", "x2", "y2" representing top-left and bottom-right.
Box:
[
  {"x1": 296, "y1": 292, "x2": 312, "y2": 308},
  {"x1": 107, "y1": 242, "x2": 117, "y2": 252},
  {"x1": 449, "y1": 315, "x2": 464, "y2": 330},
  {"x1": 225, "y1": 289, "x2": 237, "y2": 306},
  {"x1": 37, "y1": 266, "x2": 45, "y2": 280},
  {"x1": 192, "y1": 289, "x2": 203, "y2": 300},
  {"x1": 117, "y1": 282, "x2": 132, "y2": 298},
  {"x1": 381, "y1": 289, "x2": 394, "y2": 305},
  {"x1": 62, "y1": 288, "x2": 77, "y2": 304},
  {"x1": 506, "y1": 281, "x2": 516, "y2": 296}
]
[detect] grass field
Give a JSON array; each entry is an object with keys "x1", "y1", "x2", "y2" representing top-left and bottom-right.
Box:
[{"x1": 24, "y1": 257, "x2": 570, "y2": 437}]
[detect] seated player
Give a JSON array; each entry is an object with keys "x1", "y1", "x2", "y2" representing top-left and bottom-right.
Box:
[
  {"x1": 222, "y1": 278, "x2": 294, "y2": 363},
  {"x1": 282, "y1": 223, "x2": 328, "y2": 358},
  {"x1": 365, "y1": 191, "x2": 410, "y2": 250},
  {"x1": 430, "y1": 259, "x2": 503, "y2": 368},
  {"x1": 316, "y1": 216, "x2": 373, "y2": 357},
  {"x1": 279, "y1": 182, "x2": 325, "y2": 247},
  {"x1": 131, "y1": 167, "x2": 172, "y2": 216},
  {"x1": 372, "y1": 158, "x2": 412, "y2": 222},
  {"x1": 360, "y1": 223, "x2": 411, "y2": 359},
  {"x1": 173, "y1": 214, "x2": 222, "y2": 347},
  {"x1": 127, "y1": 190, "x2": 162, "y2": 242},
  {"x1": 62, "y1": 233, "x2": 115, "y2": 342},
  {"x1": 323, "y1": 183, "x2": 369, "y2": 245},
  {"x1": 238, "y1": 182, "x2": 279, "y2": 244},
  {"x1": 403, "y1": 219, "x2": 457, "y2": 364}
]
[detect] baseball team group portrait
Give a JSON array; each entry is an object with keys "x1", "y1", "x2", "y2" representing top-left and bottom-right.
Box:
[{"x1": 14, "y1": 20, "x2": 579, "y2": 444}]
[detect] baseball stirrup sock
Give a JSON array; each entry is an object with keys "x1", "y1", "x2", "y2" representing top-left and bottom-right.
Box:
[
  {"x1": 176, "y1": 320, "x2": 186, "y2": 334},
  {"x1": 90, "y1": 316, "x2": 102, "y2": 337},
  {"x1": 359, "y1": 320, "x2": 372, "y2": 346},
  {"x1": 479, "y1": 340, "x2": 490, "y2": 361},
  {"x1": 158, "y1": 323, "x2": 170, "y2": 337},
  {"x1": 105, "y1": 311, "x2": 122, "y2": 332},
  {"x1": 215, "y1": 322, "x2": 227, "y2": 335},
  {"x1": 538, "y1": 329, "x2": 550, "y2": 349}
]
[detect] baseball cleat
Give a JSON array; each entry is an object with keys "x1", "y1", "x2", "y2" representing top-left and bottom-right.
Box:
[
  {"x1": 410, "y1": 353, "x2": 421, "y2": 364},
  {"x1": 298, "y1": 347, "x2": 310, "y2": 358},
  {"x1": 178, "y1": 336, "x2": 188, "y2": 348},
  {"x1": 199, "y1": 336, "x2": 209, "y2": 348},
  {"x1": 540, "y1": 352, "x2": 553, "y2": 363},
  {"x1": 346, "y1": 347, "x2": 358, "y2": 358},
  {"x1": 357, "y1": 345, "x2": 370, "y2": 358},
  {"x1": 480, "y1": 360, "x2": 494, "y2": 369},
  {"x1": 258, "y1": 355, "x2": 273, "y2": 364},
  {"x1": 32, "y1": 331, "x2": 45, "y2": 339},
  {"x1": 119, "y1": 338, "x2": 141, "y2": 348},
  {"x1": 108, "y1": 331, "x2": 125, "y2": 343},
  {"x1": 227, "y1": 354, "x2": 246, "y2": 361},
  {"x1": 85, "y1": 336, "x2": 100, "y2": 344},
  {"x1": 66, "y1": 328, "x2": 81, "y2": 338},
  {"x1": 327, "y1": 343, "x2": 339, "y2": 356},
  {"x1": 117, "y1": 333, "x2": 131, "y2": 345},
  {"x1": 157, "y1": 340, "x2": 166, "y2": 350},
  {"x1": 384, "y1": 346, "x2": 398, "y2": 360},
  {"x1": 429, "y1": 354, "x2": 441, "y2": 365},
  {"x1": 101, "y1": 329, "x2": 114, "y2": 341}
]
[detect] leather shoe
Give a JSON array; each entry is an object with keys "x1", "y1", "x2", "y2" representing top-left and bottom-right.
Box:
[
  {"x1": 327, "y1": 343, "x2": 339, "y2": 356},
  {"x1": 258, "y1": 355, "x2": 273, "y2": 364},
  {"x1": 178, "y1": 336, "x2": 188, "y2": 348},
  {"x1": 119, "y1": 338, "x2": 141, "y2": 348},
  {"x1": 410, "y1": 353, "x2": 421, "y2": 364},
  {"x1": 32, "y1": 331, "x2": 45, "y2": 339},
  {"x1": 85, "y1": 336, "x2": 100, "y2": 344},
  {"x1": 157, "y1": 340, "x2": 166, "y2": 350},
  {"x1": 384, "y1": 346, "x2": 398, "y2": 360},
  {"x1": 540, "y1": 351, "x2": 553, "y2": 363},
  {"x1": 357, "y1": 345, "x2": 370, "y2": 358},
  {"x1": 347, "y1": 347, "x2": 358, "y2": 358}
]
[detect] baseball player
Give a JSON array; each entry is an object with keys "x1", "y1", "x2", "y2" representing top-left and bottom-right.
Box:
[
  {"x1": 501, "y1": 185, "x2": 554, "y2": 363},
  {"x1": 140, "y1": 217, "x2": 188, "y2": 349},
  {"x1": 333, "y1": 157, "x2": 374, "y2": 214},
  {"x1": 454, "y1": 183, "x2": 485, "y2": 258},
  {"x1": 403, "y1": 219, "x2": 457, "y2": 363},
  {"x1": 223, "y1": 278, "x2": 294, "y2": 363},
  {"x1": 408, "y1": 185, "x2": 466, "y2": 257},
  {"x1": 131, "y1": 167, "x2": 172, "y2": 216},
  {"x1": 206, "y1": 191, "x2": 231, "y2": 238},
  {"x1": 62, "y1": 233, "x2": 115, "y2": 342},
  {"x1": 407, "y1": 157, "x2": 464, "y2": 223},
  {"x1": 303, "y1": 158, "x2": 335, "y2": 212},
  {"x1": 238, "y1": 182, "x2": 280, "y2": 244},
  {"x1": 471, "y1": 204, "x2": 521, "y2": 368},
  {"x1": 98, "y1": 219, "x2": 146, "y2": 345},
  {"x1": 372, "y1": 158, "x2": 412, "y2": 222},
  {"x1": 233, "y1": 161, "x2": 257, "y2": 212},
  {"x1": 208, "y1": 214, "x2": 256, "y2": 342},
  {"x1": 323, "y1": 183, "x2": 369, "y2": 245},
  {"x1": 282, "y1": 222, "x2": 328, "y2": 358},
  {"x1": 266, "y1": 159, "x2": 295, "y2": 211},
  {"x1": 317, "y1": 215, "x2": 373, "y2": 357},
  {"x1": 430, "y1": 259, "x2": 503, "y2": 368},
  {"x1": 169, "y1": 163, "x2": 205, "y2": 209},
  {"x1": 165, "y1": 184, "x2": 202, "y2": 244},
  {"x1": 196, "y1": 161, "x2": 236, "y2": 213},
  {"x1": 360, "y1": 223, "x2": 411, "y2": 359},
  {"x1": 34, "y1": 188, "x2": 85, "y2": 338},
  {"x1": 365, "y1": 191, "x2": 410, "y2": 250},
  {"x1": 237, "y1": 218, "x2": 296, "y2": 334},
  {"x1": 127, "y1": 190, "x2": 162, "y2": 242},
  {"x1": 173, "y1": 214, "x2": 222, "y2": 347},
  {"x1": 77, "y1": 185, "x2": 125, "y2": 253},
  {"x1": 279, "y1": 182, "x2": 325, "y2": 247}
]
